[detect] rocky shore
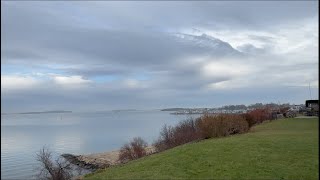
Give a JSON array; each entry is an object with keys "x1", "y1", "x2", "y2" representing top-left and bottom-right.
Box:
[{"x1": 62, "y1": 146, "x2": 156, "y2": 170}]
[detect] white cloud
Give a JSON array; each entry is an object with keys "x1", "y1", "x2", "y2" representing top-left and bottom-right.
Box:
[
  {"x1": 184, "y1": 16, "x2": 318, "y2": 58},
  {"x1": 52, "y1": 75, "x2": 92, "y2": 86},
  {"x1": 181, "y1": 28, "x2": 276, "y2": 50},
  {"x1": 202, "y1": 60, "x2": 253, "y2": 79},
  {"x1": 1, "y1": 75, "x2": 40, "y2": 90},
  {"x1": 207, "y1": 80, "x2": 232, "y2": 90},
  {"x1": 206, "y1": 76, "x2": 252, "y2": 90},
  {"x1": 206, "y1": 61, "x2": 319, "y2": 91},
  {"x1": 122, "y1": 79, "x2": 148, "y2": 89}
]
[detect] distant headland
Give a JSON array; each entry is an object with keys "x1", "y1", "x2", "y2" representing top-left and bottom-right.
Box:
[{"x1": 2, "y1": 110, "x2": 72, "y2": 115}]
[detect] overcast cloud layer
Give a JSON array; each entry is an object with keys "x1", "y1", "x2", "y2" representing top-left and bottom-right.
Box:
[{"x1": 1, "y1": 1, "x2": 319, "y2": 113}]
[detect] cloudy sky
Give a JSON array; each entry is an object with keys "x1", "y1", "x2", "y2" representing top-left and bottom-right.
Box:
[{"x1": 1, "y1": 1, "x2": 319, "y2": 113}]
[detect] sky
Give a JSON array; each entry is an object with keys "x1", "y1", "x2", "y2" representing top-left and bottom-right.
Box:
[{"x1": 1, "y1": 1, "x2": 319, "y2": 113}]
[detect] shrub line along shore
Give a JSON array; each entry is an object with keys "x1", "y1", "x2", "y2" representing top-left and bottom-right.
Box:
[
  {"x1": 63, "y1": 108, "x2": 284, "y2": 173},
  {"x1": 85, "y1": 117, "x2": 318, "y2": 179}
]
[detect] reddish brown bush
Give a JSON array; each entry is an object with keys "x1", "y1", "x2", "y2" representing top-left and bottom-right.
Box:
[
  {"x1": 196, "y1": 114, "x2": 249, "y2": 139},
  {"x1": 249, "y1": 109, "x2": 264, "y2": 123},
  {"x1": 154, "y1": 115, "x2": 250, "y2": 152},
  {"x1": 118, "y1": 137, "x2": 148, "y2": 163},
  {"x1": 241, "y1": 113, "x2": 255, "y2": 128},
  {"x1": 242, "y1": 107, "x2": 274, "y2": 127},
  {"x1": 172, "y1": 119, "x2": 201, "y2": 145},
  {"x1": 154, "y1": 118, "x2": 201, "y2": 152}
]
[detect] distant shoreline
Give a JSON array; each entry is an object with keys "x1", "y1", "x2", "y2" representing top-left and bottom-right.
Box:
[{"x1": 1, "y1": 110, "x2": 72, "y2": 115}]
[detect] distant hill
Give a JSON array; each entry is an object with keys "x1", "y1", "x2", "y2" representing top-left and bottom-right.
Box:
[
  {"x1": 111, "y1": 109, "x2": 137, "y2": 112},
  {"x1": 3, "y1": 110, "x2": 72, "y2": 115},
  {"x1": 161, "y1": 108, "x2": 188, "y2": 111}
]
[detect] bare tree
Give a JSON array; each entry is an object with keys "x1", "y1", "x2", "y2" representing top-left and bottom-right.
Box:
[{"x1": 35, "y1": 147, "x2": 73, "y2": 180}]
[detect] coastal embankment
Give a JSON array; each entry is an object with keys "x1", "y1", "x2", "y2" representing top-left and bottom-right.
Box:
[{"x1": 62, "y1": 146, "x2": 156, "y2": 170}]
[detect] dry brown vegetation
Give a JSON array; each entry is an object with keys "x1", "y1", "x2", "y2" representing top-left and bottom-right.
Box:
[
  {"x1": 94, "y1": 108, "x2": 277, "y2": 169},
  {"x1": 197, "y1": 114, "x2": 249, "y2": 139},
  {"x1": 153, "y1": 119, "x2": 201, "y2": 152},
  {"x1": 152, "y1": 108, "x2": 275, "y2": 153},
  {"x1": 242, "y1": 107, "x2": 275, "y2": 127},
  {"x1": 118, "y1": 137, "x2": 148, "y2": 163}
]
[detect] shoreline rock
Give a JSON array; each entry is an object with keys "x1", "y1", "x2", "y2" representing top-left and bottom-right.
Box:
[
  {"x1": 62, "y1": 146, "x2": 156, "y2": 170},
  {"x1": 61, "y1": 154, "x2": 107, "y2": 170}
]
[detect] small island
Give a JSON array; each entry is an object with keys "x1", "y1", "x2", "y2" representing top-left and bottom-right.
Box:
[{"x1": 3, "y1": 110, "x2": 72, "y2": 115}]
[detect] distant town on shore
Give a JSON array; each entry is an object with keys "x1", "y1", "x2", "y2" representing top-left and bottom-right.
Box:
[{"x1": 161, "y1": 102, "x2": 306, "y2": 115}]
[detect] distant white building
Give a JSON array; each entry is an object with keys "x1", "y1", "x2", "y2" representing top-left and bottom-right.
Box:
[{"x1": 289, "y1": 105, "x2": 302, "y2": 112}]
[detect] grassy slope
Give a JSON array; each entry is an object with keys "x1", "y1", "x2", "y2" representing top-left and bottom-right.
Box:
[{"x1": 85, "y1": 118, "x2": 319, "y2": 179}]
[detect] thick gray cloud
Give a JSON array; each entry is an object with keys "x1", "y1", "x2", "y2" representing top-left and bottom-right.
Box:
[{"x1": 1, "y1": 1, "x2": 318, "y2": 113}]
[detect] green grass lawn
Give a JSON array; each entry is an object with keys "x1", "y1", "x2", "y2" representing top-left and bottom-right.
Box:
[{"x1": 85, "y1": 118, "x2": 319, "y2": 180}]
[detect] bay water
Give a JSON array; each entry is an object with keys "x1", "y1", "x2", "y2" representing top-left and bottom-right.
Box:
[{"x1": 1, "y1": 110, "x2": 199, "y2": 179}]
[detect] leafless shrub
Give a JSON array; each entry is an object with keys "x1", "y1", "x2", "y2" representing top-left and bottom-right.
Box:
[
  {"x1": 154, "y1": 118, "x2": 201, "y2": 152},
  {"x1": 153, "y1": 125, "x2": 174, "y2": 152},
  {"x1": 118, "y1": 137, "x2": 148, "y2": 163},
  {"x1": 35, "y1": 147, "x2": 73, "y2": 180},
  {"x1": 173, "y1": 118, "x2": 201, "y2": 144}
]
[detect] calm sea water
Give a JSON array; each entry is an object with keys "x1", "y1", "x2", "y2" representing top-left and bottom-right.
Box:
[{"x1": 1, "y1": 110, "x2": 199, "y2": 180}]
